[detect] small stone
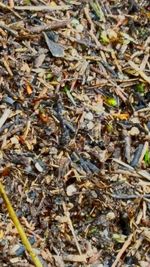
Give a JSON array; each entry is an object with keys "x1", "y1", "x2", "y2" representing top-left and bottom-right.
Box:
[
  {"x1": 10, "y1": 244, "x2": 20, "y2": 255},
  {"x1": 35, "y1": 162, "x2": 43, "y2": 172},
  {"x1": 3, "y1": 97, "x2": 15, "y2": 105},
  {"x1": 87, "y1": 121, "x2": 94, "y2": 130},
  {"x1": 71, "y1": 18, "x2": 79, "y2": 28},
  {"x1": 66, "y1": 184, "x2": 77, "y2": 196},
  {"x1": 130, "y1": 117, "x2": 140, "y2": 123},
  {"x1": 76, "y1": 24, "x2": 84, "y2": 32},
  {"x1": 85, "y1": 112, "x2": 93, "y2": 121},
  {"x1": 45, "y1": 175, "x2": 52, "y2": 184},
  {"x1": 10, "y1": 136, "x2": 19, "y2": 144},
  {"x1": 91, "y1": 190, "x2": 98, "y2": 198},
  {"x1": 129, "y1": 127, "x2": 140, "y2": 136},
  {"x1": 106, "y1": 212, "x2": 116, "y2": 221}
]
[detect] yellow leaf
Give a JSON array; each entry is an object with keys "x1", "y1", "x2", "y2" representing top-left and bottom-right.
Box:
[
  {"x1": 26, "y1": 84, "x2": 32, "y2": 95},
  {"x1": 0, "y1": 230, "x2": 4, "y2": 239}
]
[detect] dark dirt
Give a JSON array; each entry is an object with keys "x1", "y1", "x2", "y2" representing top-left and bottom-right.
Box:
[{"x1": 0, "y1": 1, "x2": 150, "y2": 266}]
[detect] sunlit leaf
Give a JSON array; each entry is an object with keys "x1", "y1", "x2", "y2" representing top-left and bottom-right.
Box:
[
  {"x1": 144, "y1": 150, "x2": 150, "y2": 166},
  {"x1": 105, "y1": 97, "x2": 118, "y2": 107}
]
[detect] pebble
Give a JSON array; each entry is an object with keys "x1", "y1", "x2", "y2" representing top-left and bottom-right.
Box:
[
  {"x1": 66, "y1": 184, "x2": 77, "y2": 196},
  {"x1": 76, "y1": 24, "x2": 84, "y2": 32},
  {"x1": 85, "y1": 112, "x2": 93, "y2": 121},
  {"x1": 3, "y1": 96, "x2": 15, "y2": 105},
  {"x1": 129, "y1": 127, "x2": 140, "y2": 136},
  {"x1": 87, "y1": 121, "x2": 94, "y2": 130},
  {"x1": 106, "y1": 212, "x2": 116, "y2": 221},
  {"x1": 35, "y1": 162, "x2": 43, "y2": 172}
]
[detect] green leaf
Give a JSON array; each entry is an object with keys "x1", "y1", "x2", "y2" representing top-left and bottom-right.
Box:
[
  {"x1": 105, "y1": 97, "x2": 118, "y2": 107},
  {"x1": 144, "y1": 150, "x2": 150, "y2": 166},
  {"x1": 135, "y1": 83, "x2": 145, "y2": 94},
  {"x1": 106, "y1": 123, "x2": 113, "y2": 132},
  {"x1": 46, "y1": 73, "x2": 53, "y2": 80},
  {"x1": 100, "y1": 31, "x2": 109, "y2": 45},
  {"x1": 90, "y1": 1, "x2": 105, "y2": 22},
  {"x1": 23, "y1": 0, "x2": 31, "y2": 4},
  {"x1": 113, "y1": 233, "x2": 126, "y2": 243},
  {"x1": 64, "y1": 86, "x2": 76, "y2": 106}
]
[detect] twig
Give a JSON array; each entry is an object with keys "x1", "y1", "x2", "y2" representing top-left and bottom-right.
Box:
[
  {"x1": 14, "y1": 5, "x2": 70, "y2": 12},
  {"x1": 123, "y1": 130, "x2": 131, "y2": 163},
  {"x1": 28, "y1": 20, "x2": 70, "y2": 33},
  {"x1": 138, "y1": 170, "x2": 150, "y2": 181},
  {"x1": 112, "y1": 158, "x2": 134, "y2": 171},
  {"x1": 63, "y1": 254, "x2": 87, "y2": 262},
  {"x1": 63, "y1": 202, "x2": 83, "y2": 256},
  {"x1": 84, "y1": 5, "x2": 101, "y2": 47},
  {"x1": 2, "y1": 58, "x2": 13, "y2": 76},
  {"x1": 130, "y1": 144, "x2": 144, "y2": 167},
  {"x1": 90, "y1": 65, "x2": 109, "y2": 79},
  {"x1": 0, "y1": 182, "x2": 43, "y2": 267},
  {"x1": 110, "y1": 169, "x2": 141, "y2": 178},
  {"x1": 112, "y1": 194, "x2": 150, "y2": 199},
  {"x1": 112, "y1": 234, "x2": 133, "y2": 267},
  {"x1": 136, "y1": 107, "x2": 150, "y2": 113},
  {"x1": 109, "y1": 80, "x2": 127, "y2": 102},
  {"x1": 0, "y1": 2, "x2": 22, "y2": 19},
  {"x1": 60, "y1": 34, "x2": 112, "y2": 52},
  {"x1": 128, "y1": 61, "x2": 150, "y2": 84},
  {"x1": 0, "y1": 22, "x2": 18, "y2": 36}
]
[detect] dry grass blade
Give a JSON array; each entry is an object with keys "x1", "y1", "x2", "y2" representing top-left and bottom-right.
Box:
[
  {"x1": 0, "y1": 182, "x2": 43, "y2": 267},
  {"x1": 84, "y1": 5, "x2": 102, "y2": 47},
  {"x1": 62, "y1": 202, "x2": 83, "y2": 257}
]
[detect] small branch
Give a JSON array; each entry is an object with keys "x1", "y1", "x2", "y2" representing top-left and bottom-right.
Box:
[
  {"x1": 112, "y1": 234, "x2": 133, "y2": 267},
  {"x1": 0, "y1": 22, "x2": 18, "y2": 36},
  {"x1": 14, "y1": 5, "x2": 70, "y2": 12},
  {"x1": 28, "y1": 20, "x2": 70, "y2": 33},
  {"x1": 63, "y1": 202, "x2": 83, "y2": 256},
  {"x1": 111, "y1": 194, "x2": 150, "y2": 199},
  {"x1": 0, "y1": 2, "x2": 22, "y2": 19}
]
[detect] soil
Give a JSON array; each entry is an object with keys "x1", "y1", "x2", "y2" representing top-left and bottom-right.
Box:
[{"x1": 0, "y1": 1, "x2": 150, "y2": 267}]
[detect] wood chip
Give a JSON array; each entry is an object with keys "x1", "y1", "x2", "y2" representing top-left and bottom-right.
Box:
[{"x1": 0, "y1": 109, "x2": 11, "y2": 130}]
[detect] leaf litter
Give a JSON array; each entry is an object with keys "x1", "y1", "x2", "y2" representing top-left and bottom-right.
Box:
[{"x1": 0, "y1": 0, "x2": 150, "y2": 266}]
